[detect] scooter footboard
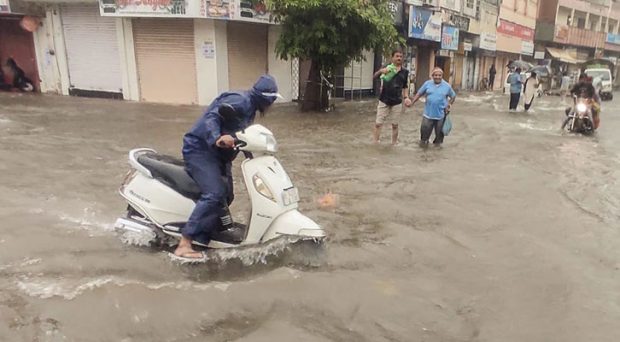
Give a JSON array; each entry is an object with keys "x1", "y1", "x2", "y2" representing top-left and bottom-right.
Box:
[{"x1": 261, "y1": 210, "x2": 325, "y2": 242}]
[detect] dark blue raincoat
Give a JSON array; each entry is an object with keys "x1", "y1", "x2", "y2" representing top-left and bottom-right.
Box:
[{"x1": 181, "y1": 75, "x2": 279, "y2": 244}]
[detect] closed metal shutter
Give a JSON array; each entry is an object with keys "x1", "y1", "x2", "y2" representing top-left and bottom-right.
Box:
[
  {"x1": 227, "y1": 21, "x2": 267, "y2": 91},
  {"x1": 61, "y1": 4, "x2": 122, "y2": 94},
  {"x1": 133, "y1": 18, "x2": 197, "y2": 104}
]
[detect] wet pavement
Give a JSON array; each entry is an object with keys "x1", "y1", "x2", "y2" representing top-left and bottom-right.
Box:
[{"x1": 1, "y1": 90, "x2": 620, "y2": 342}]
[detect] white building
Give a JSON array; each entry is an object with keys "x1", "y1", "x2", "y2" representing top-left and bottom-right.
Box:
[{"x1": 30, "y1": 0, "x2": 295, "y2": 105}]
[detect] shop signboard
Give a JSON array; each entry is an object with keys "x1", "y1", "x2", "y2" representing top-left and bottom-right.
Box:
[
  {"x1": 534, "y1": 51, "x2": 545, "y2": 60},
  {"x1": 233, "y1": 0, "x2": 272, "y2": 23},
  {"x1": 388, "y1": 0, "x2": 404, "y2": 26},
  {"x1": 607, "y1": 33, "x2": 620, "y2": 45},
  {"x1": 497, "y1": 19, "x2": 534, "y2": 41},
  {"x1": 441, "y1": 25, "x2": 459, "y2": 51},
  {"x1": 409, "y1": 6, "x2": 441, "y2": 42},
  {"x1": 450, "y1": 14, "x2": 470, "y2": 32},
  {"x1": 99, "y1": 0, "x2": 206, "y2": 18},
  {"x1": 521, "y1": 40, "x2": 534, "y2": 56},
  {"x1": 479, "y1": 32, "x2": 496, "y2": 51},
  {"x1": 0, "y1": 0, "x2": 10, "y2": 13}
]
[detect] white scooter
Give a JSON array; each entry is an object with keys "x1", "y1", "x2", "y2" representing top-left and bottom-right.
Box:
[{"x1": 114, "y1": 105, "x2": 325, "y2": 249}]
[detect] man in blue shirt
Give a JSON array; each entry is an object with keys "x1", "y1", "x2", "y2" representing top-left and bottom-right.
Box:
[
  {"x1": 508, "y1": 67, "x2": 522, "y2": 111},
  {"x1": 411, "y1": 67, "x2": 457, "y2": 147}
]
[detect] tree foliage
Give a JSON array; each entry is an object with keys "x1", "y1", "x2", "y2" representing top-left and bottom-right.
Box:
[
  {"x1": 269, "y1": 0, "x2": 400, "y2": 71},
  {"x1": 267, "y1": 0, "x2": 401, "y2": 111}
]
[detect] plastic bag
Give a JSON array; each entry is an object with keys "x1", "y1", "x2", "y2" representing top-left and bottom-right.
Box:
[{"x1": 442, "y1": 115, "x2": 452, "y2": 136}]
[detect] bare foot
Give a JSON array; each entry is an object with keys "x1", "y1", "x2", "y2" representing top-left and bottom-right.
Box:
[{"x1": 173, "y1": 245, "x2": 204, "y2": 259}]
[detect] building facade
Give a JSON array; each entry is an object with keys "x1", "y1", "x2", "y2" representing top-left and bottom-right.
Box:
[
  {"x1": 535, "y1": 0, "x2": 620, "y2": 83},
  {"x1": 19, "y1": 0, "x2": 296, "y2": 105}
]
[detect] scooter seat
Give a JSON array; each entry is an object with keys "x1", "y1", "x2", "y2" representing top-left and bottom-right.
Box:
[{"x1": 137, "y1": 153, "x2": 201, "y2": 201}]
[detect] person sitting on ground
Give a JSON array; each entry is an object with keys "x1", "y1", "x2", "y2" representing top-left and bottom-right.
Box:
[{"x1": 6, "y1": 58, "x2": 34, "y2": 92}]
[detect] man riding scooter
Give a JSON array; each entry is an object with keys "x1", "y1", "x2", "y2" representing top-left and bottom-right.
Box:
[
  {"x1": 174, "y1": 75, "x2": 282, "y2": 259},
  {"x1": 567, "y1": 74, "x2": 601, "y2": 129}
]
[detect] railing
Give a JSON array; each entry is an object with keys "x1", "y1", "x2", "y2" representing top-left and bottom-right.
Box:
[{"x1": 553, "y1": 25, "x2": 606, "y2": 48}]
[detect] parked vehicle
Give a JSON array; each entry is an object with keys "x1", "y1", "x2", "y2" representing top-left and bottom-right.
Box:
[
  {"x1": 584, "y1": 68, "x2": 613, "y2": 101},
  {"x1": 581, "y1": 58, "x2": 615, "y2": 101}
]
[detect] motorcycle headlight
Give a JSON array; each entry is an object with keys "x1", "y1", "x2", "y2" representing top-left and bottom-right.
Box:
[
  {"x1": 576, "y1": 103, "x2": 587, "y2": 113},
  {"x1": 252, "y1": 174, "x2": 275, "y2": 202}
]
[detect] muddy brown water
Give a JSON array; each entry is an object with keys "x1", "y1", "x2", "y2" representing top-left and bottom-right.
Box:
[{"x1": 1, "y1": 91, "x2": 620, "y2": 341}]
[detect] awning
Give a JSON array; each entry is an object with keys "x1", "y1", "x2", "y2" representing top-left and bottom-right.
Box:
[{"x1": 546, "y1": 47, "x2": 586, "y2": 64}]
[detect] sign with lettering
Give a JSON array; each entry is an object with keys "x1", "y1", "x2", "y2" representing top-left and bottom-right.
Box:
[
  {"x1": 441, "y1": 25, "x2": 459, "y2": 50},
  {"x1": 450, "y1": 14, "x2": 470, "y2": 32},
  {"x1": 497, "y1": 19, "x2": 534, "y2": 41},
  {"x1": 409, "y1": 6, "x2": 442, "y2": 42},
  {"x1": 233, "y1": 0, "x2": 273, "y2": 22},
  {"x1": 100, "y1": 0, "x2": 205, "y2": 17},
  {"x1": 479, "y1": 32, "x2": 496, "y2": 51},
  {"x1": 521, "y1": 40, "x2": 534, "y2": 56},
  {"x1": 0, "y1": 0, "x2": 10, "y2": 13},
  {"x1": 388, "y1": 1, "x2": 404, "y2": 26},
  {"x1": 607, "y1": 33, "x2": 620, "y2": 45}
]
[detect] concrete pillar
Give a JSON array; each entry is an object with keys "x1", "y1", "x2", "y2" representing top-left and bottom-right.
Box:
[
  {"x1": 268, "y1": 25, "x2": 293, "y2": 103},
  {"x1": 49, "y1": 6, "x2": 70, "y2": 95},
  {"x1": 194, "y1": 19, "x2": 228, "y2": 106},
  {"x1": 116, "y1": 18, "x2": 139, "y2": 101},
  {"x1": 32, "y1": 9, "x2": 62, "y2": 93}
]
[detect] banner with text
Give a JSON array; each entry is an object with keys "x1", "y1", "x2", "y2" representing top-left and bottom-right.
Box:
[
  {"x1": 0, "y1": 0, "x2": 10, "y2": 13},
  {"x1": 441, "y1": 25, "x2": 459, "y2": 51},
  {"x1": 409, "y1": 6, "x2": 441, "y2": 42}
]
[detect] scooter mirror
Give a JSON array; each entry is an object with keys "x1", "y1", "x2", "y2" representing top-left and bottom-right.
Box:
[{"x1": 218, "y1": 103, "x2": 239, "y2": 123}]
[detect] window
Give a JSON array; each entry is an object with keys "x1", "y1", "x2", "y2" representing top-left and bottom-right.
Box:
[{"x1": 577, "y1": 18, "x2": 585, "y2": 28}]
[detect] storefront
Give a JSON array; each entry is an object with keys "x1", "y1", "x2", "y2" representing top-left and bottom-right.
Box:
[
  {"x1": 227, "y1": 21, "x2": 268, "y2": 90},
  {"x1": 0, "y1": 11, "x2": 40, "y2": 91},
  {"x1": 132, "y1": 18, "x2": 198, "y2": 104},
  {"x1": 408, "y1": 5, "x2": 442, "y2": 89},
  {"x1": 61, "y1": 4, "x2": 123, "y2": 98},
  {"x1": 474, "y1": 32, "x2": 497, "y2": 90}
]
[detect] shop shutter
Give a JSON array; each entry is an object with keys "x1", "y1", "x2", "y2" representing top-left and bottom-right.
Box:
[
  {"x1": 61, "y1": 4, "x2": 122, "y2": 94},
  {"x1": 227, "y1": 21, "x2": 267, "y2": 91},
  {"x1": 133, "y1": 18, "x2": 197, "y2": 104}
]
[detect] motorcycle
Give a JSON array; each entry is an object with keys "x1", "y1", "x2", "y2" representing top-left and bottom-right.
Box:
[
  {"x1": 562, "y1": 95, "x2": 595, "y2": 135},
  {"x1": 114, "y1": 104, "x2": 326, "y2": 249}
]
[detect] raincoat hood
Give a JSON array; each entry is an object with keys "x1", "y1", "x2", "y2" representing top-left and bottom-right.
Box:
[{"x1": 250, "y1": 75, "x2": 281, "y2": 112}]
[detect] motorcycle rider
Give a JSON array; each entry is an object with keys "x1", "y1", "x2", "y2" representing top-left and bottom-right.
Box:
[
  {"x1": 568, "y1": 73, "x2": 601, "y2": 129},
  {"x1": 174, "y1": 75, "x2": 281, "y2": 259}
]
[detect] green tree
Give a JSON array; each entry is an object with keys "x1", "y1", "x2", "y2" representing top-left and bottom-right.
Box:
[{"x1": 268, "y1": 0, "x2": 401, "y2": 111}]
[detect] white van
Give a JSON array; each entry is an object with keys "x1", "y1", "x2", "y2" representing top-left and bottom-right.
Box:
[{"x1": 584, "y1": 68, "x2": 613, "y2": 101}]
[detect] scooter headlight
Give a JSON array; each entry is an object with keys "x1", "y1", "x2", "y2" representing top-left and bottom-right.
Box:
[
  {"x1": 252, "y1": 174, "x2": 276, "y2": 202},
  {"x1": 262, "y1": 133, "x2": 278, "y2": 153},
  {"x1": 576, "y1": 103, "x2": 587, "y2": 113}
]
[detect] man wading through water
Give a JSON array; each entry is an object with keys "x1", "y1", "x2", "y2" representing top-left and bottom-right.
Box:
[
  {"x1": 372, "y1": 50, "x2": 412, "y2": 145},
  {"x1": 411, "y1": 67, "x2": 457, "y2": 147}
]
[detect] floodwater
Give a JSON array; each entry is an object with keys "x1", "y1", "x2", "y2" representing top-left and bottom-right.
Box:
[{"x1": 1, "y1": 90, "x2": 620, "y2": 341}]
